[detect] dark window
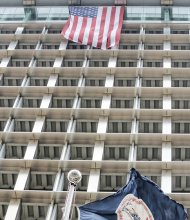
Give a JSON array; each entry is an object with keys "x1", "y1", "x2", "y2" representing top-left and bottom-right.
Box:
[
  {"x1": 184, "y1": 101, "x2": 189, "y2": 109},
  {"x1": 153, "y1": 123, "x2": 159, "y2": 133},
  {"x1": 152, "y1": 148, "x2": 158, "y2": 159},
  {"x1": 146, "y1": 80, "x2": 151, "y2": 87},
  {"x1": 129, "y1": 62, "x2": 134, "y2": 67},
  {"x1": 154, "y1": 100, "x2": 160, "y2": 108},
  {"x1": 122, "y1": 122, "x2": 128, "y2": 133},
  {"x1": 174, "y1": 80, "x2": 179, "y2": 87},
  {"x1": 174, "y1": 123, "x2": 180, "y2": 133},
  {"x1": 183, "y1": 80, "x2": 188, "y2": 87},
  {"x1": 105, "y1": 176, "x2": 111, "y2": 187},
  {"x1": 184, "y1": 123, "x2": 190, "y2": 133},
  {"x1": 142, "y1": 148, "x2": 148, "y2": 159},
  {"x1": 185, "y1": 148, "x2": 190, "y2": 160},
  {"x1": 144, "y1": 123, "x2": 149, "y2": 133},
  {"x1": 175, "y1": 176, "x2": 181, "y2": 188},
  {"x1": 145, "y1": 100, "x2": 150, "y2": 108},
  {"x1": 175, "y1": 148, "x2": 181, "y2": 160}
]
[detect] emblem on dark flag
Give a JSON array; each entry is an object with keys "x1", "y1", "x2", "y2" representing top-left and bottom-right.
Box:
[{"x1": 116, "y1": 194, "x2": 154, "y2": 220}]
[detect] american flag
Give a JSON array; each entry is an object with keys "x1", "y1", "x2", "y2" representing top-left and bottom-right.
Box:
[{"x1": 61, "y1": 6, "x2": 124, "y2": 50}]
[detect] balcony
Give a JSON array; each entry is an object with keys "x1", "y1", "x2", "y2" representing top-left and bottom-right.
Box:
[
  {"x1": 37, "y1": 144, "x2": 62, "y2": 160},
  {"x1": 43, "y1": 119, "x2": 69, "y2": 132},
  {"x1": 18, "y1": 97, "x2": 42, "y2": 108},
  {"x1": 111, "y1": 98, "x2": 134, "y2": 108},
  {"x1": 138, "y1": 121, "x2": 162, "y2": 133},
  {"x1": 85, "y1": 78, "x2": 105, "y2": 87},
  {"x1": 172, "y1": 175, "x2": 190, "y2": 192},
  {"x1": 62, "y1": 60, "x2": 83, "y2": 67},
  {"x1": 8, "y1": 59, "x2": 31, "y2": 67},
  {"x1": 21, "y1": 203, "x2": 49, "y2": 220},
  {"x1": 114, "y1": 78, "x2": 136, "y2": 87},
  {"x1": 70, "y1": 144, "x2": 93, "y2": 160},
  {"x1": 0, "y1": 119, "x2": 7, "y2": 131},
  {"x1": 0, "y1": 76, "x2": 23, "y2": 86},
  {"x1": 140, "y1": 99, "x2": 163, "y2": 109},
  {"x1": 9, "y1": 119, "x2": 35, "y2": 132},
  {"x1": 16, "y1": 43, "x2": 36, "y2": 49},
  {"x1": 75, "y1": 120, "x2": 98, "y2": 133},
  {"x1": 41, "y1": 43, "x2": 59, "y2": 50},
  {"x1": 80, "y1": 98, "x2": 102, "y2": 108},
  {"x1": 58, "y1": 77, "x2": 79, "y2": 86},
  {"x1": 88, "y1": 60, "x2": 108, "y2": 67},
  {"x1": 142, "y1": 78, "x2": 163, "y2": 87},
  {"x1": 172, "y1": 122, "x2": 190, "y2": 134},
  {"x1": 33, "y1": 59, "x2": 54, "y2": 67},
  {"x1": 143, "y1": 60, "x2": 163, "y2": 68},
  {"x1": 172, "y1": 60, "x2": 190, "y2": 68},
  {"x1": 50, "y1": 97, "x2": 74, "y2": 108},
  {"x1": 172, "y1": 147, "x2": 190, "y2": 161},
  {"x1": 3, "y1": 143, "x2": 27, "y2": 159},
  {"x1": 137, "y1": 146, "x2": 162, "y2": 161},
  {"x1": 103, "y1": 145, "x2": 129, "y2": 160},
  {"x1": 27, "y1": 77, "x2": 48, "y2": 86},
  {"x1": 0, "y1": 171, "x2": 18, "y2": 189},
  {"x1": 0, "y1": 97, "x2": 15, "y2": 107},
  {"x1": 29, "y1": 172, "x2": 56, "y2": 190},
  {"x1": 117, "y1": 60, "x2": 137, "y2": 67},
  {"x1": 100, "y1": 173, "x2": 127, "y2": 191},
  {"x1": 108, "y1": 121, "x2": 132, "y2": 133}
]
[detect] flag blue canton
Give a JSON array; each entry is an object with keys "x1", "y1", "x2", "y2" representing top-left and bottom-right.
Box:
[{"x1": 69, "y1": 6, "x2": 98, "y2": 18}]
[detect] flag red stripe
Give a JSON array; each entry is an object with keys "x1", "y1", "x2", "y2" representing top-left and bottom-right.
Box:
[
  {"x1": 69, "y1": 16, "x2": 78, "y2": 41},
  {"x1": 115, "y1": 7, "x2": 124, "y2": 48},
  {"x1": 61, "y1": 6, "x2": 124, "y2": 49},
  {"x1": 61, "y1": 17, "x2": 70, "y2": 35},
  {"x1": 78, "y1": 17, "x2": 87, "y2": 44},
  {"x1": 87, "y1": 17, "x2": 96, "y2": 46},
  {"x1": 106, "y1": 7, "x2": 116, "y2": 48},
  {"x1": 97, "y1": 7, "x2": 107, "y2": 48}
]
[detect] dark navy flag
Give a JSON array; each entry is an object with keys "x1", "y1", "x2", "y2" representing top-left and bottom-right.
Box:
[{"x1": 79, "y1": 168, "x2": 188, "y2": 220}]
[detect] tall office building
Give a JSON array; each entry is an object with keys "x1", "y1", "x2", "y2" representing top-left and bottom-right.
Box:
[{"x1": 0, "y1": 0, "x2": 190, "y2": 219}]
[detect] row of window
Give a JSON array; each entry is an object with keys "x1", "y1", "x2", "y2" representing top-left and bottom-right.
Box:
[
  {"x1": 2, "y1": 42, "x2": 190, "y2": 50},
  {"x1": 121, "y1": 29, "x2": 190, "y2": 34},
  {"x1": 3, "y1": 76, "x2": 190, "y2": 87},
  {"x1": 1, "y1": 27, "x2": 190, "y2": 35},
  {"x1": 1, "y1": 170, "x2": 190, "y2": 193},
  {"x1": 4, "y1": 59, "x2": 190, "y2": 68},
  {"x1": 1, "y1": 202, "x2": 190, "y2": 220},
  {"x1": 118, "y1": 44, "x2": 190, "y2": 50},
  {"x1": 1, "y1": 119, "x2": 190, "y2": 134},
  {"x1": 2, "y1": 57, "x2": 190, "y2": 68},
  {"x1": 0, "y1": 202, "x2": 77, "y2": 220},
  {"x1": 0, "y1": 203, "x2": 49, "y2": 220},
  {"x1": 1, "y1": 143, "x2": 190, "y2": 161},
  {"x1": 2, "y1": 96, "x2": 190, "y2": 109}
]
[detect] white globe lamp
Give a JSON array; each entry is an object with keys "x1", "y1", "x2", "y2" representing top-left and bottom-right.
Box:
[{"x1": 67, "y1": 169, "x2": 82, "y2": 185}]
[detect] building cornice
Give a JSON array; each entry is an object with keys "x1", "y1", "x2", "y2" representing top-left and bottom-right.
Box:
[{"x1": 1, "y1": 0, "x2": 190, "y2": 7}]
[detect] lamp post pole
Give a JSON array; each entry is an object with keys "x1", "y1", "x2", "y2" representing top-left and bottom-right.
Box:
[{"x1": 62, "y1": 170, "x2": 82, "y2": 220}]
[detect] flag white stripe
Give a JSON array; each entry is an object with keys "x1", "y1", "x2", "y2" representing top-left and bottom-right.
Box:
[
  {"x1": 110, "y1": 6, "x2": 121, "y2": 47},
  {"x1": 92, "y1": 7, "x2": 103, "y2": 48},
  {"x1": 82, "y1": 18, "x2": 92, "y2": 45},
  {"x1": 64, "y1": 15, "x2": 74, "y2": 39},
  {"x1": 73, "y1": 16, "x2": 83, "y2": 42},
  {"x1": 61, "y1": 6, "x2": 124, "y2": 49},
  {"x1": 101, "y1": 7, "x2": 112, "y2": 50}
]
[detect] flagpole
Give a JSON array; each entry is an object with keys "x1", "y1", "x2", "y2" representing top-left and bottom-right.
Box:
[{"x1": 62, "y1": 170, "x2": 82, "y2": 220}]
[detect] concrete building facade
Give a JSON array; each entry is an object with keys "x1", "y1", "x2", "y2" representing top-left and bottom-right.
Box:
[{"x1": 0, "y1": 0, "x2": 190, "y2": 219}]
